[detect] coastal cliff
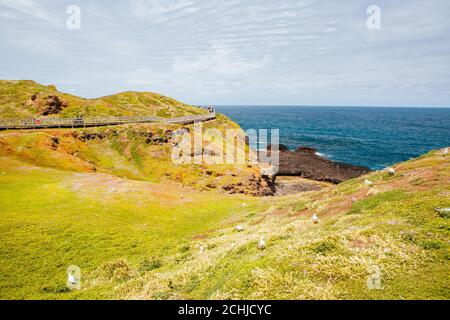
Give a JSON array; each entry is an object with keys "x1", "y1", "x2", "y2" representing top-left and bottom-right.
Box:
[
  {"x1": 0, "y1": 82, "x2": 448, "y2": 300},
  {"x1": 1, "y1": 144, "x2": 448, "y2": 299},
  {"x1": 0, "y1": 81, "x2": 371, "y2": 197},
  {"x1": 0, "y1": 80, "x2": 276, "y2": 196}
]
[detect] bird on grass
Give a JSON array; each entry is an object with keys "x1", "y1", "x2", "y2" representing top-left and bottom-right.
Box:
[
  {"x1": 312, "y1": 213, "x2": 319, "y2": 224},
  {"x1": 387, "y1": 167, "x2": 395, "y2": 175},
  {"x1": 257, "y1": 237, "x2": 266, "y2": 250},
  {"x1": 442, "y1": 147, "x2": 448, "y2": 155},
  {"x1": 68, "y1": 273, "x2": 76, "y2": 285},
  {"x1": 364, "y1": 179, "x2": 373, "y2": 186},
  {"x1": 235, "y1": 225, "x2": 244, "y2": 232}
]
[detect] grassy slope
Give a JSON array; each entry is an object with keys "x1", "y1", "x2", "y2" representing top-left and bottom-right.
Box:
[
  {"x1": 0, "y1": 80, "x2": 205, "y2": 118},
  {"x1": 0, "y1": 115, "x2": 257, "y2": 192},
  {"x1": 0, "y1": 149, "x2": 448, "y2": 299},
  {"x1": 0, "y1": 157, "x2": 263, "y2": 299},
  {"x1": 0, "y1": 80, "x2": 448, "y2": 299},
  {"x1": 0, "y1": 79, "x2": 254, "y2": 192}
]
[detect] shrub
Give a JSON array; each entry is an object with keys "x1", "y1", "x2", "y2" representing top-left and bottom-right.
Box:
[
  {"x1": 308, "y1": 238, "x2": 340, "y2": 255},
  {"x1": 421, "y1": 240, "x2": 445, "y2": 250},
  {"x1": 139, "y1": 257, "x2": 162, "y2": 272},
  {"x1": 101, "y1": 259, "x2": 133, "y2": 281},
  {"x1": 41, "y1": 285, "x2": 70, "y2": 294}
]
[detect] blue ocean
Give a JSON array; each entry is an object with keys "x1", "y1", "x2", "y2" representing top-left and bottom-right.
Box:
[{"x1": 215, "y1": 106, "x2": 450, "y2": 170}]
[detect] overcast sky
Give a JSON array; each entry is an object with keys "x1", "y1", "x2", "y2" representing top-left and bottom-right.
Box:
[{"x1": 1, "y1": 0, "x2": 449, "y2": 106}]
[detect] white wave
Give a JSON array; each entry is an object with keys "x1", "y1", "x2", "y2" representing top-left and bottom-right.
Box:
[{"x1": 315, "y1": 152, "x2": 329, "y2": 158}]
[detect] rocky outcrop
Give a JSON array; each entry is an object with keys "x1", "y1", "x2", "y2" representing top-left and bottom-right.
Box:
[
  {"x1": 41, "y1": 95, "x2": 68, "y2": 115},
  {"x1": 274, "y1": 177, "x2": 322, "y2": 196},
  {"x1": 66, "y1": 126, "x2": 275, "y2": 196},
  {"x1": 71, "y1": 128, "x2": 175, "y2": 145},
  {"x1": 27, "y1": 93, "x2": 68, "y2": 115},
  {"x1": 221, "y1": 173, "x2": 276, "y2": 196},
  {"x1": 267, "y1": 144, "x2": 370, "y2": 184}
]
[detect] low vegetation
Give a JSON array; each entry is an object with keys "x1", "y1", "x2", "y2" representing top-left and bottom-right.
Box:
[
  {"x1": 0, "y1": 80, "x2": 265, "y2": 195},
  {"x1": 0, "y1": 80, "x2": 205, "y2": 118},
  {"x1": 0, "y1": 120, "x2": 266, "y2": 195},
  {"x1": 0, "y1": 81, "x2": 448, "y2": 299},
  {"x1": 0, "y1": 148, "x2": 448, "y2": 299}
]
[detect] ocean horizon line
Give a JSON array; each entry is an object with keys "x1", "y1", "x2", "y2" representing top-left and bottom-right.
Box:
[{"x1": 208, "y1": 104, "x2": 450, "y2": 109}]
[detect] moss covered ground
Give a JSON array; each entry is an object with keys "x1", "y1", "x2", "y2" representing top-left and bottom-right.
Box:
[{"x1": 0, "y1": 149, "x2": 448, "y2": 299}]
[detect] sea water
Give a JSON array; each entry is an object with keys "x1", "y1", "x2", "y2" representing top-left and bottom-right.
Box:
[{"x1": 215, "y1": 106, "x2": 450, "y2": 169}]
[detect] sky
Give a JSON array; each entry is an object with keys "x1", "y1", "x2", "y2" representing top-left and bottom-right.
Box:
[{"x1": 0, "y1": 0, "x2": 449, "y2": 106}]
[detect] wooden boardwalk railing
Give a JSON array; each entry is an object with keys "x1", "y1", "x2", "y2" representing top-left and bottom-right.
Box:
[{"x1": 0, "y1": 112, "x2": 216, "y2": 130}]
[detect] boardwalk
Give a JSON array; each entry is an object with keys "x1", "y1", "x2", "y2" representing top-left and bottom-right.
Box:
[{"x1": 0, "y1": 112, "x2": 216, "y2": 130}]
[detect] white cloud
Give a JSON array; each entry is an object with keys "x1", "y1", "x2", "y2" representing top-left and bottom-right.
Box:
[
  {"x1": 0, "y1": 0, "x2": 53, "y2": 22},
  {"x1": 0, "y1": 0, "x2": 449, "y2": 106},
  {"x1": 130, "y1": 0, "x2": 198, "y2": 22},
  {"x1": 172, "y1": 42, "x2": 268, "y2": 76}
]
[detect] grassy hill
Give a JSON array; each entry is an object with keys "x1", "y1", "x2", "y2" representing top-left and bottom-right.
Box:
[
  {"x1": 0, "y1": 80, "x2": 448, "y2": 299},
  {"x1": 0, "y1": 80, "x2": 268, "y2": 195},
  {"x1": 0, "y1": 80, "x2": 205, "y2": 118},
  {"x1": 0, "y1": 120, "x2": 267, "y2": 195},
  {"x1": 0, "y1": 148, "x2": 448, "y2": 299}
]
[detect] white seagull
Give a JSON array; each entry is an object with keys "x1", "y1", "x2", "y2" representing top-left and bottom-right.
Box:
[
  {"x1": 257, "y1": 237, "x2": 266, "y2": 250},
  {"x1": 442, "y1": 147, "x2": 448, "y2": 155},
  {"x1": 312, "y1": 213, "x2": 319, "y2": 224},
  {"x1": 364, "y1": 179, "x2": 373, "y2": 186},
  {"x1": 68, "y1": 273, "x2": 76, "y2": 285},
  {"x1": 387, "y1": 167, "x2": 395, "y2": 175},
  {"x1": 235, "y1": 225, "x2": 244, "y2": 232}
]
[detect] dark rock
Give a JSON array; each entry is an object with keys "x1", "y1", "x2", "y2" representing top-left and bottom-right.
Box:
[
  {"x1": 50, "y1": 136, "x2": 59, "y2": 144},
  {"x1": 295, "y1": 146, "x2": 316, "y2": 154},
  {"x1": 164, "y1": 130, "x2": 173, "y2": 139},
  {"x1": 261, "y1": 175, "x2": 276, "y2": 194},
  {"x1": 49, "y1": 136, "x2": 59, "y2": 150},
  {"x1": 41, "y1": 95, "x2": 68, "y2": 115},
  {"x1": 267, "y1": 144, "x2": 289, "y2": 151},
  {"x1": 50, "y1": 136, "x2": 59, "y2": 145},
  {"x1": 221, "y1": 172, "x2": 276, "y2": 196},
  {"x1": 76, "y1": 131, "x2": 106, "y2": 142},
  {"x1": 153, "y1": 137, "x2": 168, "y2": 144},
  {"x1": 265, "y1": 145, "x2": 370, "y2": 184}
]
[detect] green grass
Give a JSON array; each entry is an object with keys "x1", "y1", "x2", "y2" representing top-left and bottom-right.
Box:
[
  {"x1": 0, "y1": 132, "x2": 448, "y2": 299},
  {"x1": 0, "y1": 158, "x2": 263, "y2": 299},
  {"x1": 0, "y1": 80, "x2": 205, "y2": 118},
  {"x1": 105, "y1": 150, "x2": 448, "y2": 300},
  {"x1": 144, "y1": 188, "x2": 448, "y2": 300},
  {"x1": 0, "y1": 123, "x2": 257, "y2": 191}
]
